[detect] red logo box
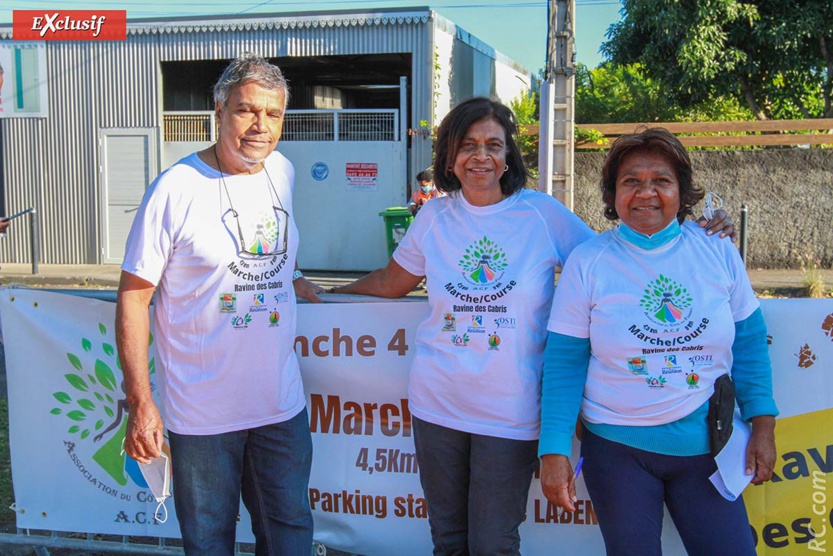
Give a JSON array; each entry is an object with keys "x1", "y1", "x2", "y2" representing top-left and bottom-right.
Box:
[{"x1": 13, "y1": 10, "x2": 127, "y2": 41}]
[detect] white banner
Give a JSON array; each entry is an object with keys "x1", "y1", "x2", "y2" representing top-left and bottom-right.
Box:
[{"x1": 1, "y1": 288, "x2": 831, "y2": 555}]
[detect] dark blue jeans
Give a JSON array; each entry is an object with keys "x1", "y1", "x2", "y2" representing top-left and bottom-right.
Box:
[
  {"x1": 412, "y1": 417, "x2": 538, "y2": 556},
  {"x1": 168, "y1": 409, "x2": 313, "y2": 556},
  {"x1": 581, "y1": 427, "x2": 756, "y2": 556}
]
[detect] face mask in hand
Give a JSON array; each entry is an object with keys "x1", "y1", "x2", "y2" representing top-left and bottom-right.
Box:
[
  {"x1": 702, "y1": 191, "x2": 723, "y2": 221},
  {"x1": 138, "y1": 452, "x2": 172, "y2": 524}
]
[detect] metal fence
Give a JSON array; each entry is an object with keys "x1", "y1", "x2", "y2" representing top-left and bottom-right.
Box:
[
  {"x1": 162, "y1": 110, "x2": 399, "y2": 142},
  {"x1": 163, "y1": 112, "x2": 218, "y2": 143}
]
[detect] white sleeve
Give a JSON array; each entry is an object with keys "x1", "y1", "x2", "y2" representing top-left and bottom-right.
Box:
[
  {"x1": 547, "y1": 249, "x2": 592, "y2": 338},
  {"x1": 724, "y1": 237, "x2": 759, "y2": 322},
  {"x1": 538, "y1": 194, "x2": 596, "y2": 268},
  {"x1": 121, "y1": 177, "x2": 174, "y2": 286}
]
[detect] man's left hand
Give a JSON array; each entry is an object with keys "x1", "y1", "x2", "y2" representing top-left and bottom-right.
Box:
[
  {"x1": 294, "y1": 276, "x2": 325, "y2": 303},
  {"x1": 698, "y1": 208, "x2": 737, "y2": 241}
]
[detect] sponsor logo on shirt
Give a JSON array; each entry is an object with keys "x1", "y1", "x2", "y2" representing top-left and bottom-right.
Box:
[
  {"x1": 231, "y1": 313, "x2": 252, "y2": 329},
  {"x1": 627, "y1": 356, "x2": 648, "y2": 375},
  {"x1": 219, "y1": 293, "x2": 237, "y2": 313},
  {"x1": 645, "y1": 375, "x2": 667, "y2": 389},
  {"x1": 442, "y1": 313, "x2": 456, "y2": 332},
  {"x1": 451, "y1": 334, "x2": 470, "y2": 347},
  {"x1": 688, "y1": 354, "x2": 713, "y2": 369},
  {"x1": 662, "y1": 354, "x2": 683, "y2": 375},
  {"x1": 269, "y1": 311, "x2": 280, "y2": 327},
  {"x1": 686, "y1": 372, "x2": 700, "y2": 389},
  {"x1": 250, "y1": 293, "x2": 269, "y2": 312},
  {"x1": 467, "y1": 315, "x2": 486, "y2": 334},
  {"x1": 274, "y1": 292, "x2": 289, "y2": 304},
  {"x1": 494, "y1": 317, "x2": 516, "y2": 329},
  {"x1": 488, "y1": 334, "x2": 501, "y2": 351}
]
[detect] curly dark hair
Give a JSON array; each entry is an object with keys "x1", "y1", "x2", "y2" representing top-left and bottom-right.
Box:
[
  {"x1": 433, "y1": 97, "x2": 530, "y2": 196},
  {"x1": 601, "y1": 127, "x2": 703, "y2": 223}
]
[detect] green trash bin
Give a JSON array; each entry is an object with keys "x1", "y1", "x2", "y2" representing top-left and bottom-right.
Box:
[{"x1": 379, "y1": 207, "x2": 414, "y2": 258}]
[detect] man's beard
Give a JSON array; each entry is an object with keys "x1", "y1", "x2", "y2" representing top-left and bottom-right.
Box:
[{"x1": 241, "y1": 155, "x2": 266, "y2": 164}]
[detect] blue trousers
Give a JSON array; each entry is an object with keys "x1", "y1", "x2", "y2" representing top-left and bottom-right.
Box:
[
  {"x1": 413, "y1": 417, "x2": 539, "y2": 556},
  {"x1": 581, "y1": 427, "x2": 756, "y2": 556},
  {"x1": 169, "y1": 409, "x2": 314, "y2": 556}
]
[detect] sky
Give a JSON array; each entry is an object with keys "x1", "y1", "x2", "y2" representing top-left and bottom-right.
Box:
[{"x1": 1, "y1": 0, "x2": 623, "y2": 72}]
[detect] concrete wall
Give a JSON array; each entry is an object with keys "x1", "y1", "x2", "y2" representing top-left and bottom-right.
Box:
[{"x1": 574, "y1": 149, "x2": 833, "y2": 269}]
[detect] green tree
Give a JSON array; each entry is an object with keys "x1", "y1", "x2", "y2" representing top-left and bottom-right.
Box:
[
  {"x1": 576, "y1": 62, "x2": 753, "y2": 123},
  {"x1": 576, "y1": 62, "x2": 673, "y2": 123},
  {"x1": 509, "y1": 91, "x2": 540, "y2": 181},
  {"x1": 602, "y1": 0, "x2": 833, "y2": 119}
]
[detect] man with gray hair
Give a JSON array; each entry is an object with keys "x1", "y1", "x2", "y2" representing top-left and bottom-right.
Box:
[{"x1": 117, "y1": 53, "x2": 322, "y2": 554}]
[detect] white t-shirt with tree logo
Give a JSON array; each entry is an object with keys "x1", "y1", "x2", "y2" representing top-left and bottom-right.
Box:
[
  {"x1": 122, "y1": 152, "x2": 305, "y2": 435},
  {"x1": 394, "y1": 189, "x2": 594, "y2": 440}
]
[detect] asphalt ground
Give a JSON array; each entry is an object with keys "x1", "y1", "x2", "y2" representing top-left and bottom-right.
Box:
[{"x1": 0, "y1": 263, "x2": 831, "y2": 294}]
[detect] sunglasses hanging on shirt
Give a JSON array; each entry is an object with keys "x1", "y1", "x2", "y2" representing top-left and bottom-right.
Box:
[{"x1": 216, "y1": 146, "x2": 289, "y2": 259}]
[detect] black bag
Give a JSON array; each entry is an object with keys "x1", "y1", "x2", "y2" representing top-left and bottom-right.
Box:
[{"x1": 708, "y1": 374, "x2": 736, "y2": 457}]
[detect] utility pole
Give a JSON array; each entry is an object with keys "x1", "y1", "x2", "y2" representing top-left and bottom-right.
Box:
[{"x1": 538, "y1": 0, "x2": 576, "y2": 210}]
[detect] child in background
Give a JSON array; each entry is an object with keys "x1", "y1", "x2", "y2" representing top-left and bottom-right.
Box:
[{"x1": 408, "y1": 168, "x2": 443, "y2": 216}]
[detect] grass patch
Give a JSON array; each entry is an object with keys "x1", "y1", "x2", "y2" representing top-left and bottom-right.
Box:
[{"x1": 803, "y1": 267, "x2": 827, "y2": 298}]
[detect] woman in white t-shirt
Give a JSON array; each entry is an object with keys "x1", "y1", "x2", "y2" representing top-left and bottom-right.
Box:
[
  {"x1": 332, "y1": 97, "x2": 596, "y2": 553},
  {"x1": 539, "y1": 128, "x2": 777, "y2": 555}
]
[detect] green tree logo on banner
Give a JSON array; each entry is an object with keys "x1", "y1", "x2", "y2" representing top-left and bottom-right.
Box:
[{"x1": 50, "y1": 322, "x2": 155, "y2": 487}]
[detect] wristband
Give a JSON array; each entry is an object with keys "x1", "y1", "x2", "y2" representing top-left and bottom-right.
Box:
[{"x1": 292, "y1": 269, "x2": 303, "y2": 281}]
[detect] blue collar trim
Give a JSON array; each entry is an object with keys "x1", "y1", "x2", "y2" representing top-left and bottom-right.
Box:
[{"x1": 617, "y1": 220, "x2": 681, "y2": 249}]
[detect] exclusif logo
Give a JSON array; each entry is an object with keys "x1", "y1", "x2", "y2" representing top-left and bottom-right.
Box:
[{"x1": 13, "y1": 10, "x2": 127, "y2": 41}]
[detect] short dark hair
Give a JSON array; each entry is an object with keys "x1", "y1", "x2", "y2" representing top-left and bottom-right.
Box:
[
  {"x1": 601, "y1": 127, "x2": 703, "y2": 223},
  {"x1": 213, "y1": 52, "x2": 289, "y2": 109},
  {"x1": 433, "y1": 97, "x2": 529, "y2": 196},
  {"x1": 416, "y1": 168, "x2": 434, "y2": 183}
]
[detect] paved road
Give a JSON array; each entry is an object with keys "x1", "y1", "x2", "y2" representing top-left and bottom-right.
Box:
[{"x1": 1, "y1": 263, "x2": 830, "y2": 291}]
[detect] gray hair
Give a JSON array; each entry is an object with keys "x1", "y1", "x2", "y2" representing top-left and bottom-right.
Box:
[{"x1": 213, "y1": 53, "x2": 289, "y2": 108}]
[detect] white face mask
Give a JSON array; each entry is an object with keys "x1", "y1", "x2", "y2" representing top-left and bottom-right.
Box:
[
  {"x1": 138, "y1": 452, "x2": 172, "y2": 524},
  {"x1": 420, "y1": 185, "x2": 434, "y2": 194}
]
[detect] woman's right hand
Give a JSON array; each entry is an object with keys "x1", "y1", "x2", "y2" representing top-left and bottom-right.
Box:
[{"x1": 540, "y1": 454, "x2": 577, "y2": 512}]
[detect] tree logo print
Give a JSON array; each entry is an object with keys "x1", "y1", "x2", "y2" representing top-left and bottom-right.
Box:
[
  {"x1": 247, "y1": 210, "x2": 279, "y2": 255},
  {"x1": 458, "y1": 237, "x2": 508, "y2": 286},
  {"x1": 639, "y1": 274, "x2": 693, "y2": 326},
  {"x1": 50, "y1": 322, "x2": 156, "y2": 487}
]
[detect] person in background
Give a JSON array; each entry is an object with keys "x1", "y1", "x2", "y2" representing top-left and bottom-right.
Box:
[
  {"x1": 330, "y1": 100, "x2": 736, "y2": 554},
  {"x1": 116, "y1": 53, "x2": 323, "y2": 555},
  {"x1": 539, "y1": 128, "x2": 776, "y2": 556},
  {"x1": 408, "y1": 168, "x2": 443, "y2": 216}
]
